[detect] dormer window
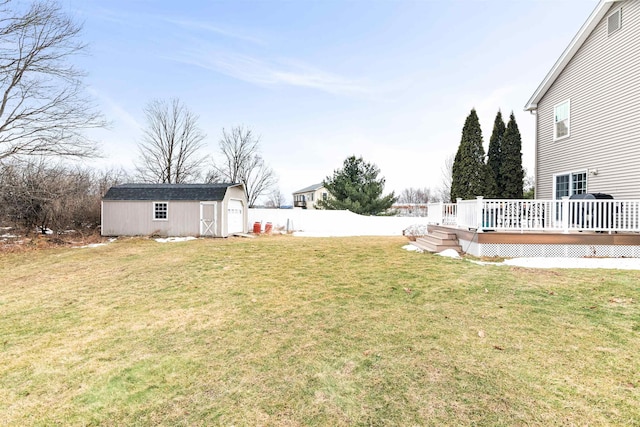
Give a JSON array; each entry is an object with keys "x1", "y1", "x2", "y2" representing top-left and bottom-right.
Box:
[{"x1": 608, "y1": 7, "x2": 621, "y2": 36}]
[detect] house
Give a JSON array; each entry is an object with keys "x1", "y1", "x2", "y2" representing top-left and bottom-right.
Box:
[
  {"x1": 525, "y1": 0, "x2": 640, "y2": 200},
  {"x1": 101, "y1": 183, "x2": 248, "y2": 237},
  {"x1": 292, "y1": 183, "x2": 329, "y2": 209},
  {"x1": 411, "y1": 0, "x2": 640, "y2": 258}
]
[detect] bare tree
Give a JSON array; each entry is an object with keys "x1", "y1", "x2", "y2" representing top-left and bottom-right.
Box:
[
  {"x1": 0, "y1": 0, "x2": 105, "y2": 161},
  {"x1": 437, "y1": 154, "x2": 454, "y2": 203},
  {"x1": 523, "y1": 171, "x2": 535, "y2": 199},
  {"x1": 0, "y1": 160, "x2": 129, "y2": 233},
  {"x1": 397, "y1": 187, "x2": 432, "y2": 204},
  {"x1": 207, "y1": 126, "x2": 277, "y2": 207},
  {"x1": 135, "y1": 98, "x2": 206, "y2": 183},
  {"x1": 0, "y1": 160, "x2": 72, "y2": 233},
  {"x1": 264, "y1": 188, "x2": 285, "y2": 208}
]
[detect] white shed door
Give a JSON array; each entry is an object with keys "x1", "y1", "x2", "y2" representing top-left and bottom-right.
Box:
[{"x1": 227, "y1": 199, "x2": 244, "y2": 234}]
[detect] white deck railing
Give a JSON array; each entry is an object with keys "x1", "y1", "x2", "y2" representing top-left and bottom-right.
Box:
[{"x1": 426, "y1": 197, "x2": 640, "y2": 233}]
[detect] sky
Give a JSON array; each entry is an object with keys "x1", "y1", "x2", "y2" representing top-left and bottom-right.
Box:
[{"x1": 62, "y1": 0, "x2": 600, "y2": 204}]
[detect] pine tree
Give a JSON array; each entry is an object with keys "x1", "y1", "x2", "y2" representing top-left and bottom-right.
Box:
[
  {"x1": 499, "y1": 112, "x2": 525, "y2": 199},
  {"x1": 486, "y1": 110, "x2": 506, "y2": 198},
  {"x1": 317, "y1": 155, "x2": 396, "y2": 215},
  {"x1": 451, "y1": 109, "x2": 492, "y2": 201}
]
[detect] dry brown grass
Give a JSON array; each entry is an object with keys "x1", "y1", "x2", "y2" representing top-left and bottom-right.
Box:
[
  {"x1": 0, "y1": 228, "x2": 106, "y2": 253},
  {"x1": 1, "y1": 235, "x2": 639, "y2": 425}
]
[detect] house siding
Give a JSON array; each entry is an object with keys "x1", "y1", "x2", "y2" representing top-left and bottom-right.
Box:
[
  {"x1": 102, "y1": 200, "x2": 201, "y2": 236},
  {"x1": 537, "y1": 0, "x2": 640, "y2": 199},
  {"x1": 293, "y1": 187, "x2": 328, "y2": 209}
]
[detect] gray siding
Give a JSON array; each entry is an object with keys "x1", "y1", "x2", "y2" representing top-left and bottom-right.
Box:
[
  {"x1": 537, "y1": 0, "x2": 640, "y2": 199},
  {"x1": 102, "y1": 200, "x2": 201, "y2": 236}
]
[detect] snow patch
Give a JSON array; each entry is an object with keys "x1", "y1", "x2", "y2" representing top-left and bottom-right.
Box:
[
  {"x1": 465, "y1": 256, "x2": 640, "y2": 270},
  {"x1": 402, "y1": 244, "x2": 423, "y2": 252},
  {"x1": 502, "y1": 257, "x2": 640, "y2": 270},
  {"x1": 74, "y1": 238, "x2": 117, "y2": 249},
  {"x1": 155, "y1": 236, "x2": 197, "y2": 243},
  {"x1": 436, "y1": 249, "x2": 461, "y2": 259},
  {"x1": 467, "y1": 259, "x2": 504, "y2": 266}
]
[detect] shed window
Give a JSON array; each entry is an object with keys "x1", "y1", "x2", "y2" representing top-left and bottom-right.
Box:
[
  {"x1": 554, "y1": 100, "x2": 570, "y2": 140},
  {"x1": 608, "y1": 8, "x2": 621, "y2": 35},
  {"x1": 153, "y1": 202, "x2": 168, "y2": 220}
]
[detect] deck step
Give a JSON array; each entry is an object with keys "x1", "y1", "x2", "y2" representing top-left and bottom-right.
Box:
[
  {"x1": 428, "y1": 229, "x2": 458, "y2": 240},
  {"x1": 412, "y1": 234, "x2": 462, "y2": 254}
]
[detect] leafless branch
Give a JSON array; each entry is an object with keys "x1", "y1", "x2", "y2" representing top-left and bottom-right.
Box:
[
  {"x1": 264, "y1": 188, "x2": 285, "y2": 208},
  {"x1": 135, "y1": 98, "x2": 206, "y2": 183},
  {"x1": 397, "y1": 187, "x2": 433, "y2": 204},
  {"x1": 437, "y1": 153, "x2": 454, "y2": 203},
  {"x1": 208, "y1": 125, "x2": 277, "y2": 207},
  {"x1": 0, "y1": 0, "x2": 105, "y2": 160}
]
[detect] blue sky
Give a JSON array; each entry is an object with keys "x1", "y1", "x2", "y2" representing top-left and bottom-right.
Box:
[{"x1": 65, "y1": 0, "x2": 599, "y2": 203}]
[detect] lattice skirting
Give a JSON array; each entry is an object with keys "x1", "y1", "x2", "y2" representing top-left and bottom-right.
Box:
[{"x1": 459, "y1": 239, "x2": 640, "y2": 258}]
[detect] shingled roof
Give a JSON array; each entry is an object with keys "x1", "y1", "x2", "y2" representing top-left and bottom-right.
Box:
[
  {"x1": 293, "y1": 183, "x2": 324, "y2": 194},
  {"x1": 103, "y1": 183, "x2": 242, "y2": 201}
]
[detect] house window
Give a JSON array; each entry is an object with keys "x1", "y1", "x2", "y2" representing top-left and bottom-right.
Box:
[
  {"x1": 323, "y1": 192, "x2": 328, "y2": 201},
  {"x1": 608, "y1": 7, "x2": 621, "y2": 36},
  {"x1": 554, "y1": 171, "x2": 587, "y2": 199},
  {"x1": 554, "y1": 100, "x2": 570, "y2": 140},
  {"x1": 572, "y1": 172, "x2": 587, "y2": 194},
  {"x1": 153, "y1": 202, "x2": 168, "y2": 220}
]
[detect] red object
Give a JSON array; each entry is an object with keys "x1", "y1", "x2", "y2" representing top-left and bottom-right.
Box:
[
  {"x1": 265, "y1": 222, "x2": 273, "y2": 234},
  {"x1": 253, "y1": 222, "x2": 261, "y2": 234}
]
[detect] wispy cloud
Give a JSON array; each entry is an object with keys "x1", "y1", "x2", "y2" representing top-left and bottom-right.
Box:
[
  {"x1": 71, "y1": 5, "x2": 139, "y2": 26},
  {"x1": 87, "y1": 88, "x2": 142, "y2": 131},
  {"x1": 161, "y1": 18, "x2": 267, "y2": 46},
  {"x1": 167, "y1": 50, "x2": 370, "y2": 96}
]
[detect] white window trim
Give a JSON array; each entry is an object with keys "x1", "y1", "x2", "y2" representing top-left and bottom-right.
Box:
[
  {"x1": 552, "y1": 170, "x2": 587, "y2": 199},
  {"x1": 608, "y1": 7, "x2": 622, "y2": 36},
  {"x1": 153, "y1": 201, "x2": 168, "y2": 221},
  {"x1": 553, "y1": 99, "x2": 571, "y2": 141}
]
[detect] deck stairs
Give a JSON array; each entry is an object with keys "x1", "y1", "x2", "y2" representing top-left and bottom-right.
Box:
[{"x1": 411, "y1": 226, "x2": 462, "y2": 254}]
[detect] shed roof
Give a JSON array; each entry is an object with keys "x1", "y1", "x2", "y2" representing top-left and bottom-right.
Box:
[
  {"x1": 293, "y1": 183, "x2": 324, "y2": 194},
  {"x1": 524, "y1": 0, "x2": 616, "y2": 111},
  {"x1": 103, "y1": 183, "x2": 242, "y2": 201}
]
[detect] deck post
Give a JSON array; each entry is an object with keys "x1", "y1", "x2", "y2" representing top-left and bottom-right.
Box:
[
  {"x1": 456, "y1": 198, "x2": 462, "y2": 228},
  {"x1": 436, "y1": 202, "x2": 443, "y2": 225},
  {"x1": 476, "y1": 196, "x2": 484, "y2": 233},
  {"x1": 562, "y1": 196, "x2": 570, "y2": 233}
]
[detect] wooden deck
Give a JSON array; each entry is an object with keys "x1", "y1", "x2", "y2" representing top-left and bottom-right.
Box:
[{"x1": 428, "y1": 225, "x2": 640, "y2": 258}]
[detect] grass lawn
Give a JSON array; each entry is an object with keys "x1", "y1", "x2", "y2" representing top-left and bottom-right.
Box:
[{"x1": 1, "y1": 235, "x2": 639, "y2": 426}]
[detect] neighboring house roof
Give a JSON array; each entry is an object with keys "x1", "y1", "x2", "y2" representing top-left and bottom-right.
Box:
[
  {"x1": 103, "y1": 183, "x2": 242, "y2": 201},
  {"x1": 524, "y1": 0, "x2": 617, "y2": 111},
  {"x1": 292, "y1": 183, "x2": 324, "y2": 194}
]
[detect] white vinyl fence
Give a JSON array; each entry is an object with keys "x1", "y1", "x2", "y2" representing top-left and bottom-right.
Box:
[{"x1": 249, "y1": 209, "x2": 431, "y2": 237}]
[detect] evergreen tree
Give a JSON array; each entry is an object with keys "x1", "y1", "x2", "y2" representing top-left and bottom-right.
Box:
[
  {"x1": 317, "y1": 155, "x2": 396, "y2": 215},
  {"x1": 499, "y1": 112, "x2": 525, "y2": 199},
  {"x1": 451, "y1": 109, "x2": 492, "y2": 201},
  {"x1": 486, "y1": 110, "x2": 506, "y2": 198}
]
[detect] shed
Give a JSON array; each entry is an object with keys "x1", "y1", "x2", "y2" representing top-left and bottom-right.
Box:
[{"x1": 101, "y1": 183, "x2": 248, "y2": 237}]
